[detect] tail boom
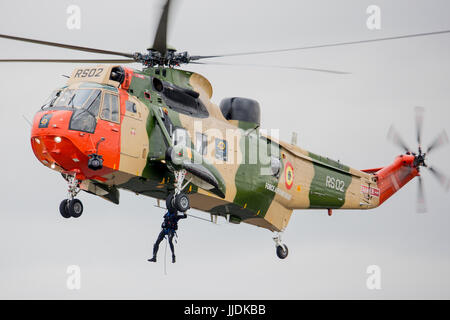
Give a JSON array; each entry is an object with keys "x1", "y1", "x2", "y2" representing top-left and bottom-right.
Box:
[{"x1": 375, "y1": 154, "x2": 419, "y2": 206}]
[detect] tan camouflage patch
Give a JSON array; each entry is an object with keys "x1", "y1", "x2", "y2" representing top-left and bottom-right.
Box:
[{"x1": 257, "y1": 199, "x2": 293, "y2": 232}]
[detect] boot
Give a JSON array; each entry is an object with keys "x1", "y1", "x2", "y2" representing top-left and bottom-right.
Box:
[
  {"x1": 148, "y1": 244, "x2": 159, "y2": 262},
  {"x1": 172, "y1": 255, "x2": 176, "y2": 263}
]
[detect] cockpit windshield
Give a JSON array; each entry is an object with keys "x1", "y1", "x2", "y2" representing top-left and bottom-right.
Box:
[
  {"x1": 53, "y1": 88, "x2": 101, "y2": 109},
  {"x1": 68, "y1": 89, "x2": 102, "y2": 133},
  {"x1": 41, "y1": 89, "x2": 63, "y2": 109},
  {"x1": 41, "y1": 87, "x2": 119, "y2": 133}
]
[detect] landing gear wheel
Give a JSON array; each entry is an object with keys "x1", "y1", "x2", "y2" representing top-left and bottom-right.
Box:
[
  {"x1": 174, "y1": 193, "x2": 190, "y2": 212},
  {"x1": 59, "y1": 199, "x2": 71, "y2": 219},
  {"x1": 68, "y1": 199, "x2": 83, "y2": 218},
  {"x1": 166, "y1": 192, "x2": 176, "y2": 212},
  {"x1": 276, "y1": 244, "x2": 289, "y2": 259}
]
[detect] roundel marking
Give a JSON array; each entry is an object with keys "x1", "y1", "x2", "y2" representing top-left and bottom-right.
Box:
[
  {"x1": 285, "y1": 161, "x2": 294, "y2": 190},
  {"x1": 217, "y1": 141, "x2": 226, "y2": 150}
]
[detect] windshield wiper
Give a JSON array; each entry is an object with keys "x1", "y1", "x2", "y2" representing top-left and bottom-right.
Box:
[
  {"x1": 40, "y1": 93, "x2": 61, "y2": 110},
  {"x1": 68, "y1": 93, "x2": 76, "y2": 108}
]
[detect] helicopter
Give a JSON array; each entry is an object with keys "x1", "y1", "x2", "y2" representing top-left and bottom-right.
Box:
[{"x1": 1, "y1": 0, "x2": 449, "y2": 259}]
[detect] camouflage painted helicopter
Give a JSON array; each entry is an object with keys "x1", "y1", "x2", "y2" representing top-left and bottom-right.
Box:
[{"x1": 1, "y1": 0, "x2": 449, "y2": 259}]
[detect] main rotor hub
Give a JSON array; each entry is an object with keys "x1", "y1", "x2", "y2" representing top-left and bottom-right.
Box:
[{"x1": 133, "y1": 49, "x2": 191, "y2": 67}]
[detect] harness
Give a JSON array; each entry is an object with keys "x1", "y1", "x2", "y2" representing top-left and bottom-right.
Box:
[{"x1": 162, "y1": 212, "x2": 179, "y2": 239}]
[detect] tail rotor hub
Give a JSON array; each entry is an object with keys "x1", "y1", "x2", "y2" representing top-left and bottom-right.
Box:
[
  {"x1": 388, "y1": 107, "x2": 449, "y2": 213},
  {"x1": 413, "y1": 151, "x2": 427, "y2": 168}
]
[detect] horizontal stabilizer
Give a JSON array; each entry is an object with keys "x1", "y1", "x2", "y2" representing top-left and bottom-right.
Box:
[{"x1": 361, "y1": 167, "x2": 383, "y2": 174}]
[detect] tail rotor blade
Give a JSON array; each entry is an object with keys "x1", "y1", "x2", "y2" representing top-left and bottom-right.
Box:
[
  {"x1": 415, "y1": 106, "x2": 424, "y2": 147},
  {"x1": 426, "y1": 130, "x2": 449, "y2": 154},
  {"x1": 416, "y1": 175, "x2": 427, "y2": 213},
  {"x1": 387, "y1": 125, "x2": 411, "y2": 153},
  {"x1": 428, "y1": 166, "x2": 450, "y2": 191}
]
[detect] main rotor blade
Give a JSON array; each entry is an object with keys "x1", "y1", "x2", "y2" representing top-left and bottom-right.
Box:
[
  {"x1": 417, "y1": 175, "x2": 427, "y2": 213},
  {"x1": 415, "y1": 106, "x2": 424, "y2": 147},
  {"x1": 428, "y1": 166, "x2": 450, "y2": 191},
  {"x1": 0, "y1": 59, "x2": 136, "y2": 63},
  {"x1": 426, "y1": 130, "x2": 449, "y2": 154},
  {"x1": 387, "y1": 125, "x2": 411, "y2": 153},
  {"x1": 151, "y1": 0, "x2": 171, "y2": 54},
  {"x1": 0, "y1": 33, "x2": 135, "y2": 58},
  {"x1": 192, "y1": 29, "x2": 450, "y2": 60},
  {"x1": 190, "y1": 61, "x2": 350, "y2": 75}
]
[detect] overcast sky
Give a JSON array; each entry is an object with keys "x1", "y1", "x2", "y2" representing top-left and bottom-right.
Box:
[{"x1": 0, "y1": 0, "x2": 450, "y2": 299}]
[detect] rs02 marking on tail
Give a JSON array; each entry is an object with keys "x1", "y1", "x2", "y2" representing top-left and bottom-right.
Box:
[{"x1": 325, "y1": 176, "x2": 345, "y2": 192}]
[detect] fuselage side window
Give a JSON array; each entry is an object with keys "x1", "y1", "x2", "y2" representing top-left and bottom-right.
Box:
[
  {"x1": 126, "y1": 100, "x2": 137, "y2": 113},
  {"x1": 195, "y1": 132, "x2": 208, "y2": 155},
  {"x1": 215, "y1": 138, "x2": 228, "y2": 161},
  {"x1": 270, "y1": 156, "x2": 281, "y2": 177},
  {"x1": 172, "y1": 128, "x2": 189, "y2": 147}
]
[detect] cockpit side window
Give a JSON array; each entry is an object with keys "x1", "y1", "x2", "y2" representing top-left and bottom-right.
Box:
[
  {"x1": 111, "y1": 94, "x2": 119, "y2": 122},
  {"x1": 100, "y1": 92, "x2": 120, "y2": 123}
]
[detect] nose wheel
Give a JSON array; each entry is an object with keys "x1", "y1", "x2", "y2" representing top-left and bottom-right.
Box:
[
  {"x1": 59, "y1": 174, "x2": 83, "y2": 219},
  {"x1": 273, "y1": 232, "x2": 289, "y2": 259},
  {"x1": 59, "y1": 199, "x2": 84, "y2": 218}
]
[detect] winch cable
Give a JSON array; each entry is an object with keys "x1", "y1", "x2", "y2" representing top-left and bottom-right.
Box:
[{"x1": 163, "y1": 236, "x2": 168, "y2": 276}]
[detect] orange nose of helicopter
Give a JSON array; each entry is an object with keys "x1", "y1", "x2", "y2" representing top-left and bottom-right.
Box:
[
  {"x1": 30, "y1": 108, "x2": 119, "y2": 181},
  {"x1": 31, "y1": 109, "x2": 94, "y2": 179}
]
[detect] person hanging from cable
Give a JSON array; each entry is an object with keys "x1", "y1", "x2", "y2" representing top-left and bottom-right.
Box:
[{"x1": 148, "y1": 209, "x2": 187, "y2": 263}]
